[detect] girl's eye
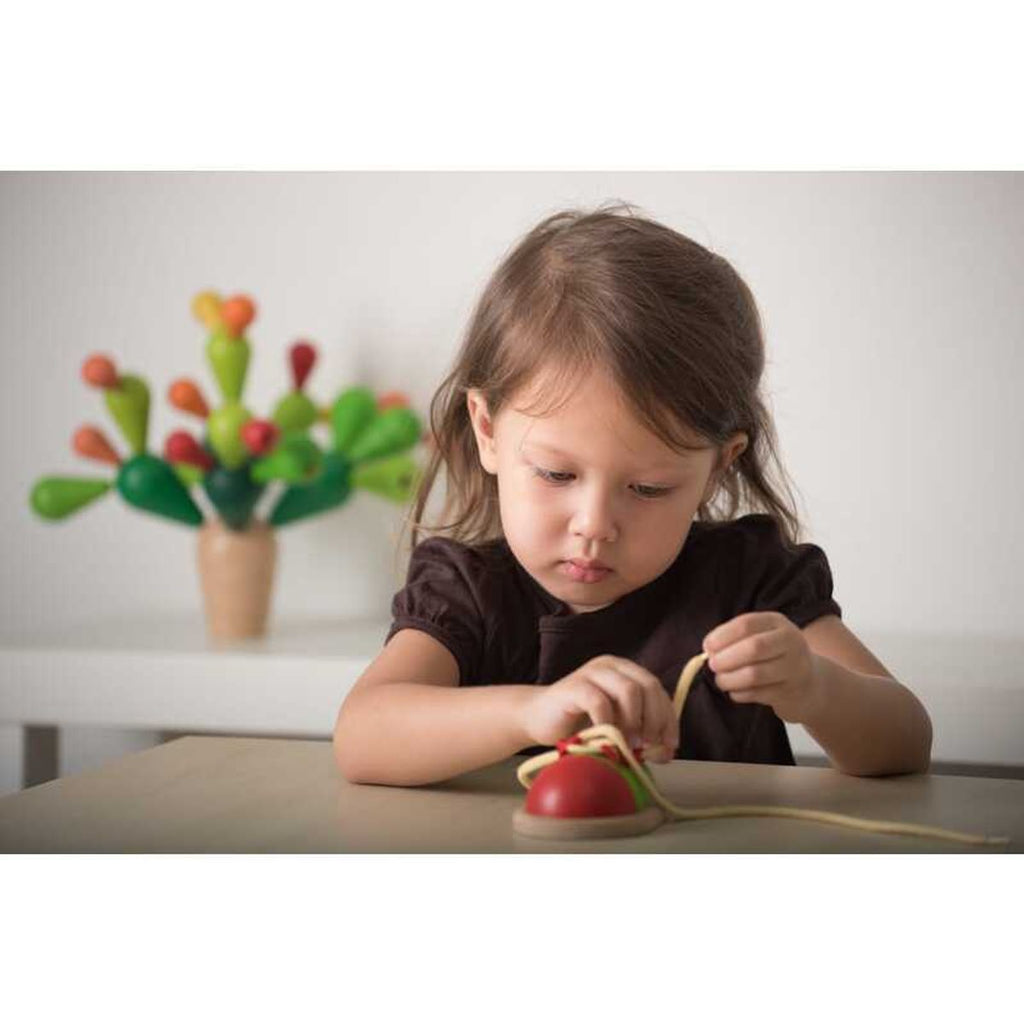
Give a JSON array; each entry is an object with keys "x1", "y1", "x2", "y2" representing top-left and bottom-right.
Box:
[
  {"x1": 533, "y1": 468, "x2": 575, "y2": 484},
  {"x1": 532, "y1": 468, "x2": 674, "y2": 499},
  {"x1": 631, "y1": 484, "x2": 674, "y2": 500}
]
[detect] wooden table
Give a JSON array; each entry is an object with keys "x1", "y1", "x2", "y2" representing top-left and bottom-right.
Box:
[{"x1": 1, "y1": 736, "x2": 1021, "y2": 853}]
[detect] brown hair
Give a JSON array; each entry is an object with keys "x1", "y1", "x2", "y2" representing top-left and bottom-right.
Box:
[{"x1": 403, "y1": 201, "x2": 804, "y2": 554}]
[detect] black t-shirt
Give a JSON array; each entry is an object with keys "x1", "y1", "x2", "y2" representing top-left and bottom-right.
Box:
[{"x1": 385, "y1": 513, "x2": 842, "y2": 766}]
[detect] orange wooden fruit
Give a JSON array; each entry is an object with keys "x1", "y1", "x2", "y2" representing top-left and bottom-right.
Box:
[
  {"x1": 82, "y1": 354, "x2": 118, "y2": 389},
  {"x1": 219, "y1": 295, "x2": 256, "y2": 337}
]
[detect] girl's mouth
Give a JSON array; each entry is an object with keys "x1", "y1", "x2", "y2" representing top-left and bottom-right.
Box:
[{"x1": 560, "y1": 560, "x2": 612, "y2": 584}]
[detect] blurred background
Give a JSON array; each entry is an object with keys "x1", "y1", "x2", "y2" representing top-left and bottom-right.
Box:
[{"x1": 2, "y1": 171, "x2": 1022, "y2": 781}]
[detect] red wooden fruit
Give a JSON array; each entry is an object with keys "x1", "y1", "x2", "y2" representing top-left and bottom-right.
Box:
[
  {"x1": 289, "y1": 341, "x2": 316, "y2": 391},
  {"x1": 164, "y1": 430, "x2": 214, "y2": 471},
  {"x1": 525, "y1": 754, "x2": 637, "y2": 818},
  {"x1": 241, "y1": 418, "x2": 279, "y2": 456}
]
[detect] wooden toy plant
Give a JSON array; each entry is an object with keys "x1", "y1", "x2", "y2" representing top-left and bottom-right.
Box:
[
  {"x1": 514, "y1": 651, "x2": 1009, "y2": 847},
  {"x1": 29, "y1": 291, "x2": 423, "y2": 639}
]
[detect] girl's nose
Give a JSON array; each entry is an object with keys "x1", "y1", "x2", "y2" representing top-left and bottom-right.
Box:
[{"x1": 569, "y1": 488, "x2": 618, "y2": 544}]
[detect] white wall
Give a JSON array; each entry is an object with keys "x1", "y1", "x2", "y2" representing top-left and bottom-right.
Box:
[{"x1": 2, "y1": 173, "x2": 1022, "y2": 705}]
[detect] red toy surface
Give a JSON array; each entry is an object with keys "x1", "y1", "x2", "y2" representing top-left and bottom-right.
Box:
[
  {"x1": 164, "y1": 430, "x2": 215, "y2": 471},
  {"x1": 524, "y1": 753, "x2": 637, "y2": 818},
  {"x1": 289, "y1": 342, "x2": 317, "y2": 391},
  {"x1": 241, "y1": 418, "x2": 280, "y2": 456}
]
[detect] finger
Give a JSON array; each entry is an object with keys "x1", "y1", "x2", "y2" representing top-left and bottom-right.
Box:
[
  {"x1": 708, "y1": 627, "x2": 787, "y2": 674},
  {"x1": 664, "y1": 711, "x2": 680, "y2": 754},
  {"x1": 703, "y1": 612, "x2": 786, "y2": 656},
  {"x1": 586, "y1": 666, "x2": 645, "y2": 741},
  {"x1": 603, "y1": 657, "x2": 675, "y2": 743},
  {"x1": 639, "y1": 677, "x2": 670, "y2": 748},
  {"x1": 727, "y1": 687, "x2": 768, "y2": 704},
  {"x1": 713, "y1": 655, "x2": 787, "y2": 692},
  {"x1": 601, "y1": 660, "x2": 670, "y2": 747},
  {"x1": 576, "y1": 680, "x2": 616, "y2": 729},
  {"x1": 601, "y1": 657, "x2": 667, "y2": 696},
  {"x1": 652, "y1": 714, "x2": 680, "y2": 762}
]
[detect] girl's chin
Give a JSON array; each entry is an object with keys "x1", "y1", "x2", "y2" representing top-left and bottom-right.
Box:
[
  {"x1": 566, "y1": 600, "x2": 615, "y2": 614},
  {"x1": 551, "y1": 574, "x2": 620, "y2": 613}
]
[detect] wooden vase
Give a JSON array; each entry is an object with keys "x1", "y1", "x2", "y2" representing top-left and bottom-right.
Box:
[{"x1": 197, "y1": 519, "x2": 277, "y2": 640}]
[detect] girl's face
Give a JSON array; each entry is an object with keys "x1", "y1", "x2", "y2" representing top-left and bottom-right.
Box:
[{"x1": 467, "y1": 368, "x2": 747, "y2": 614}]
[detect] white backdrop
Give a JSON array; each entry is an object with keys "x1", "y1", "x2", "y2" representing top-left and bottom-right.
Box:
[{"x1": 2, "y1": 172, "x2": 1022, "y2": 666}]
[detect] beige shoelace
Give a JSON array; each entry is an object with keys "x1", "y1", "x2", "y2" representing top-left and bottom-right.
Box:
[{"x1": 517, "y1": 652, "x2": 1008, "y2": 847}]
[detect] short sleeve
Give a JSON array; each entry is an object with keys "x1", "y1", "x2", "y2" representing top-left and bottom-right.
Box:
[
  {"x1": 384, "y1": 537, "x2": 487, "y2": 685},
  {"x1": 745, "y1": 515, "x2": 842, "y2": 628}
]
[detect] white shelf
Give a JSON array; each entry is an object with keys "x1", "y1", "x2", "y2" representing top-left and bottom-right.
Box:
[
  {"x1": 0, "y1": 613, "x2": 387, "y2": 736},
  {"x1": 2, "y1": 618, "x2": 1022, "y2": 794}
]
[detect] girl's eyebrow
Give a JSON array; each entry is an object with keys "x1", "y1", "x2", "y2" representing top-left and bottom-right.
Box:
[{"x1": 520, "y1": 440, "x2": 692, "y2": 471}]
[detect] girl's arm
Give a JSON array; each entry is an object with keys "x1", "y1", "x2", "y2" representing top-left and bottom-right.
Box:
[
  {"x1": 799, "y1": 616, "x2": 933, "y2": 776},
  {"x1": 333, "y1": 628, "x2": 537, "y2": 786},
  {"x1": 704, "y1": 613, "x2": 933, "y2": 776},
  {"x1": 335, "y1": 630, "x2": 682, "y2": 786}
]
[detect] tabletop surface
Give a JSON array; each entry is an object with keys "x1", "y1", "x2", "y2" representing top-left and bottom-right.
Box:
[{"x1": 1, "y1": 736, "x2": 1021, "y2": 853}]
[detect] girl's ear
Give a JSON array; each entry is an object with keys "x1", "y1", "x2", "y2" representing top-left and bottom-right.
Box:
[
  {"x1": 721, "y1": 431, "x2": 748, "y2": 472},
  {"x1": 466, "y1": 389, "x2": 499, "y2": 474},
  {"x1": 702, "y1": 432, "x2": 748, "y2": 504}
]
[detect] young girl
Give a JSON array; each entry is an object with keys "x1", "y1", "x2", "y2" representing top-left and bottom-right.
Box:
[{"x1": 333, "y1": 203, "x2": 932, "y2": 787}]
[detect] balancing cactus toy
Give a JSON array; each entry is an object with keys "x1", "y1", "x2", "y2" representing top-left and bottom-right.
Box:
[
  {"x1": 29, "y1": 291, "x2": 425, "y2": 637},
  {"x1": 31, "y1": 353, "x2": 203, "y2": 526},
  {"x1": 31, "y1": 290, "x2": 423, "y2": 531}
]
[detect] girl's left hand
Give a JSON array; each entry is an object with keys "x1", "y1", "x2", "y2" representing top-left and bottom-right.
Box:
[{"x1": 702, "y1": 612, "x2": 824, "y2": 724}]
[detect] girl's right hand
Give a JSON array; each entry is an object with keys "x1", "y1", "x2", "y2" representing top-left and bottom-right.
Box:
[{"x1": 520, "y1": 655, "x2": 679, "y2": 763}]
